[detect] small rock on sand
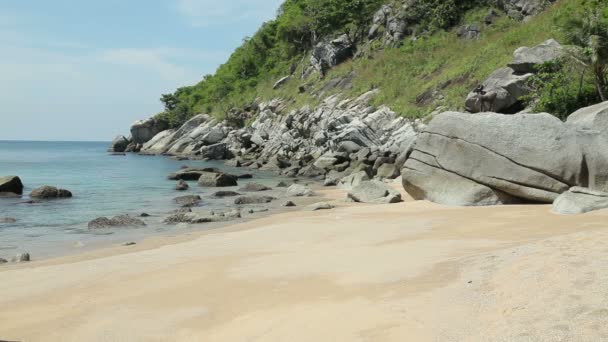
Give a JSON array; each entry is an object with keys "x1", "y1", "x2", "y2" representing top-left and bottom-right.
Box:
[
  {"x1": 11, "y1": 253, "x2": 30, "y2": 263},
  {"x1": 307, "y1": 202, "x2": 334, "y2": 211}
]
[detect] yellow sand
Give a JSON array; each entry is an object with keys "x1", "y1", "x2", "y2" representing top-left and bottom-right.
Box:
[{"x1": 2, "y1": 187, "x2": 608, "y2": 341}]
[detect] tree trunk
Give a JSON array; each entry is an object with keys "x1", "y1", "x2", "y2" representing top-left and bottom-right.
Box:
[{"x1": 595, "y1": 64, "x2": 608, "y2": 101}]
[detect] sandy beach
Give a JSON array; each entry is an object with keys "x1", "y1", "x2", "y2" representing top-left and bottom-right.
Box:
[{"x1": 2, "y1": 187, "x2": 608, "y2": 341}]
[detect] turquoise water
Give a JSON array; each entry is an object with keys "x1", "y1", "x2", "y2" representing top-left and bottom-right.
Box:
[{"x1": 0, "y1": 141, "x2": 282, "y2": 259}]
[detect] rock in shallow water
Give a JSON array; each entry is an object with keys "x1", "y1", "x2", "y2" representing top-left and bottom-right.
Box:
[
  {"x1": 234, "y1": 195, "x2": 275, "y2": 205},
  {"x1": 175, "y1": 180, "x2": 189, "y2": 191},
  {"x1": 0, "y1": 175, "x2": 24, "y2": 195},
  {"x1": 88, "y1": 215, "x2": 146, "y2": 229},
  {"x1": 173, "y1": 195, "x2": 202, "y2": 207},
  {"x1": 30, "y1": 186, "x2": 72, "y2": 199},
  {"x1": 198, "y1": 171, "x2": 238, "y2": 187},
  {"x1": 0, "y1": 217, "x2": 17, "y2": 223},
  {"x1": 11, "y1": 253, "x2": 30, "y2": 263},
  {"x1": 239, "y1": 182, "x2": 272, "y2": 192}
]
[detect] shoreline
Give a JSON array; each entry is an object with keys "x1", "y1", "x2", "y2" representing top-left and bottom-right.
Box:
[{"x1": 3, "y1": 185, "x2": 608, "y2": 340}]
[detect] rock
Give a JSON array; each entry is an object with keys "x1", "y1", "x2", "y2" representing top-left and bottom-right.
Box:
[
  {"x1": 171, "y1": 207, "x2": 192, "y2": 214},
  {"x1": 234, "y1": 196, "x2": 275, "y2": 205},
  {"x1": 465, "y1": 67, "x2": 532, "y2": 113},
  {"x1": 313, "y1": 155, "x2": 339, "y2": 170},
  {"x1": 175, "y1": 180, "x2": 189, "y2": 191},
  {"x1": 338, "y1": 171, "x2": 370, "y2": 190},
  {"x1": 311, "y1": 34, "x2": 354, "y2": 76},
  {"x1": 0, "y1": 176, "x2": 24, "y2": 195},
  {"x1": 499, "y1": 0, "x2": 556, "y2": 21},
  {"x1": 552, "y1": 187, "x2": 608, "y2": 215},
  {"x1": 140, "y1": 213, "x2": 150, "y2": 217},
  {"x1": 375, "y1": 163, "x2": 400, "y2": 179},
  {"x1": 198, "y1": 172, "x2": 238, "y2": 187},
  {"x1": 11, "y1": 253, "x2": 30, "y2": 263},
  {"x1": 508, "y1": 39, "x2": 564, "y2": 74},
  {"x1": 456, "y1": 24, "x2": 481, "y2": 40},
  {"x1": 225, "y1": 159, "x2": 242, "y2": 167},
  {"x1": 286, "y1": 184, "x2": 314, "y2": 197},
  {"x1": 239, "y1": 183, "x2": 272, "y2": 192},
  {"x1": 108, "y1": 135, "x2": 129, "y2": 152},
  {"x1": 337, "y1": 141, "x2": 362, "y2": 154},
  {"x1": 212, "y1": 191, "x2": 241, "y2": 198},
  {"x1": 198, "y1": 142, "x2": 230, "y2": 160},
  {"x1": 201, "y1": 127, "x2": 227, "y2": 145},
  {"x1": 283, "y1": 200, "x2": 296, "y2": 207},
  {"x1": 237, "y1": 174, "x2": 254, "y2": 179},
  {"x1": 174, "y1": 195, "x2": 202, "y2": 207},
  {"x1": 168, "y1": 167, "x2": 220, "y2": 181},
  {"x1": 565, "y1": 101, "x2": 608, "y2": 130},
  {"x1": 348, "y1": 181, "x2": 402, "y2": 204},
  {"x1": 307, "y1": 202, "x2": 334, "y2": 211},
  {"x1": 402, "y1": 111, "x2": 590, "y2": 206},
  {"x1": 164, "y1": 210, "x2": 241, "y2": 224},
  {"x1": 88, "y1": 215, "x2": 146, "y2": 229},
  {"x1": 131, "y1": 117, "x2": 168, "y2": 145},
  {"x1": 29, "y1": 186, "x2": 72, "y2": 199},
  {"x1": 123, "y1": 242, "x2": 137, "y2": 246},
  {"x1": 0, "y1": 217, "x2": 17, "y2": 223},
  {"x1": 273, "y1": 75, "x2": 291, "y2": 89},
  {"x1": 0, "y1": 258, "x2": 7, "y2": 264},
  {"x1": 109, "y1": 152, "x2": 126, "y2": 156},
  {"x1": 276, "y1": 181, "x2": 292, "y2": 188}
]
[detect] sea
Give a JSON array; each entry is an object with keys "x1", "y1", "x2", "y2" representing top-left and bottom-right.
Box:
[{"x1": 0, "y1": 140, "x2": 285, "y2": 260}]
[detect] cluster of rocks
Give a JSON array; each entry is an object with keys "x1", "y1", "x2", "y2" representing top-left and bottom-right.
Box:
[
  {"x1": 0, "y1": 176, "x2": 72, "y2": 200},
  {"x1": 465, "y1": 39, "x2": 565, "y2": 114},
  {"x1": 88, "y1": 215, "x2": 146, "y2": 229},
  {"x1": 0, "y1": 252, "x2": 30, "y2": 265},
  {"x1": 108, "y1": 117, "x2": 169, "y2": 153}
]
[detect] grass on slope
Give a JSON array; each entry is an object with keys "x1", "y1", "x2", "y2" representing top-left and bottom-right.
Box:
[{"x1": 252, "y1": 0, "x2": 572, "y2": 119}]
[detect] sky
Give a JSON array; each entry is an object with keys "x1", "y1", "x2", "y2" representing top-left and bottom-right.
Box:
[{"x1": 0, "y1": 0, "x2": 283, "y2": 141}]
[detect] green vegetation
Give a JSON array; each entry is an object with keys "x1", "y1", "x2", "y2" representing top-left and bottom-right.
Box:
[
  {"x1": 157, "y1": 0, "x2": 607, "y2": 127},
  {"x1": 527, "y1": 0, "x2": 608, "y2": 118}
]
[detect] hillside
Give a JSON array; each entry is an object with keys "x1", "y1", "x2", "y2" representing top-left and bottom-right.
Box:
[{"x1": 152, "y1": 0, "x2": 598, "y2": 128}]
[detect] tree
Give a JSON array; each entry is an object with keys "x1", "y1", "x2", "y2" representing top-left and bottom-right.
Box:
[{"x1": 561, "y1": 0, "x2": 608, "y2": 100}]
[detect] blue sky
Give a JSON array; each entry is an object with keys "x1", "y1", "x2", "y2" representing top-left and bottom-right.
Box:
[{"x1": 0, "y1": 0, "x2": 283, "y2": 141}]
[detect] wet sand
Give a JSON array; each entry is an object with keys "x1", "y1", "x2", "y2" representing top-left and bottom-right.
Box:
[{"x1": 2, "y1": 186, "x2": 608, "y2": 341}]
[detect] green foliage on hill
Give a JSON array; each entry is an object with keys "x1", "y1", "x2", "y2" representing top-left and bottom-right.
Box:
[{"x1": 157, "y1": 0, "x2": 605, "y2": 127}]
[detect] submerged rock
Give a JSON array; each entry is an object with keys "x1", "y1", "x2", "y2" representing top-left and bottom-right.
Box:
[
  {"x1": 29, "y1": 186, "x2": 72, "y2": 199},
  {"x1": 88, "y1": 215, "x2": 146, "y2": 229},
  {"x1": 173, "y1": 195, "x2": 202, "y2": 207},
  {"x1": 175, "y1": 180, "x2": 189, "y2": 191},
  {"x1": 234, "y1": 195, "x2": 275, "y2": 205},
  {"x1": 212, "y1": 190, "x2": 241, "y2": 198},
  {"x1": 11, "y1": 253, "x2": 30, "y2": 263},
  {"x1": 239, "y1": 182, "x2": 272, "y2": 192},
  {"x1": 0, "y1": 217, "x2": 17, "y2": 223}
]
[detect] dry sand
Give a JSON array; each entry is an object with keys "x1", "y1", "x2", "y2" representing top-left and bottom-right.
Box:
[{"x1": 2, "y1": 187, "x2": 608, "y2": 341}]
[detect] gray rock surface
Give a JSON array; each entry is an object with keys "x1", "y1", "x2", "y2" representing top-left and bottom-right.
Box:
[
  {"x1": 347, "y1": 181, "x2": 402, "y2": 204},
  {"x1": 508, "y1": 39, "x2": 564, "y2": 73},
  {"x1": 198, "y1": 172, "x2": 238, "y2": 187},
  {"x1": 307, "y1": 202, "x2": 334, "y2": 211},
  {"x1": 239, "y1": 182, "x2": 272, "y2": 192},
  {"x1": 0, "y1": 176, "x2": 24, "y2": 195},
  {"x1": 131, "y1": 117, "x2": 168, "y2": 145},
  {"x1": 552, "y1": 187, "x2": 608, "y2": 215},
  {"x1": 175, "y1": 180, "x2": 189, "y2": 191},
  {"x1": 285, "y1": 184, "x2": 314, "y2": 197},
  {"x1": 168, "y1": 167, "x2": 220, "y2": 181},
  {"x1": 402, "y1": 108, "x2": 608, "y2": 206},
  {"x1": 465, "y1": 67, "x2": 532, "y2": 113},
  {"x1": 11, "y1": 253, "x2": 30, "y2": 263},
  {"x1": 0, "y1": 217, "x2": 17, "y2": 223},
  {"x1": 311, "y1": 34, "x2": 353, "y2": 76}
]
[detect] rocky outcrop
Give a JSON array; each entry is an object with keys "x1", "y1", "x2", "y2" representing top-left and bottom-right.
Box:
[
  {"x1": 466, "y1": 39, "x2": 564, "y2": 113},
  {"x1": 131, "y1": 117, "x2": 168, "y2": 145},
  {"x1": 552, "y1": 187, "x2": 608, "y2": 215},
  {"x1": 30, "y1": 186, "x2": 72, "y2": 199},
  {"x1": 311, "y1": 34, "x2": 354, "y2": 76},
  {"x1": 108, "y1": 135, "x2": 130, "y2": 153},
  {"x1": 0, "y1": 176, "x2": 23, "y2": 196},
  {"x1": 402, "y1": 105, "x2": 608, "y2": 206},
  {"x1": 347, "y1": 181, "x2": 402, "y2": 204}
]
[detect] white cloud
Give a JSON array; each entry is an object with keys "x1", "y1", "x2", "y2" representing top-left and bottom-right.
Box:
[
  {"x1": 175, "y1": 0, "x2": 282, "y2": 27},
  {"x1": 100, "y1": 48, "x2": 188, "y2": 82}
]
